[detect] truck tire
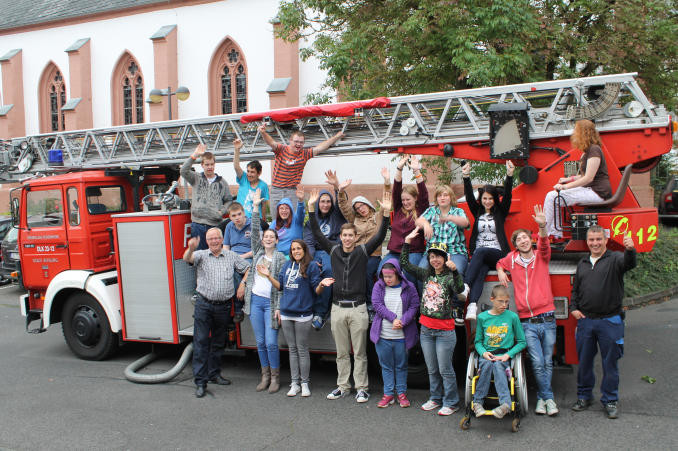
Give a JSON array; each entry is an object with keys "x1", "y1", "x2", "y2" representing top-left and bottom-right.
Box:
[{"x1": 62, "y1": 292, "x2": 118, "y2": 361}]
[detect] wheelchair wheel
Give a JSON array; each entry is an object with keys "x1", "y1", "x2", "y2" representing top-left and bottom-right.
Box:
[
  {"x1": 514, "y1": 353, "x2": 529, "y2": 416},
  {"x1": 460, "y1": 416, "x2": 471, "y2": 430},
  {"x1": 464, "y1": 351, "x2": 478, "y2": 407},
  {"x1": 511, "y1": 417, "x2": 520, "y2": 433}
]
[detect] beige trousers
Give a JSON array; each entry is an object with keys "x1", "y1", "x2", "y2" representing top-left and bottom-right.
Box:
[{"x1": 330, "y1": 303, "x2": 369, "y2": 391}]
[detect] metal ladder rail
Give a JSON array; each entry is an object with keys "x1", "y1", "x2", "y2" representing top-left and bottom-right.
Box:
[{"x1": 0, "y1": 73, "x2": 668, "y2": 178}]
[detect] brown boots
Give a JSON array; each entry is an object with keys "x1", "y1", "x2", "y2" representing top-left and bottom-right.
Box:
[
  {"x1": 256, "y1": 366, "x2": 271, "y2": 392},
  {"x1": 268, "y1": 368, "x2": 280, "y2": 393}
]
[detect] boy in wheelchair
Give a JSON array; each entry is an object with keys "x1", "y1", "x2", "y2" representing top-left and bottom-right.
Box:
[{"x1": 473, "y1": 285, "x2": 526, "y2": 418}]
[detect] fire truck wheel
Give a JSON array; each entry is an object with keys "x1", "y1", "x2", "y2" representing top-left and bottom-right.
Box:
[{"x1": 62, "y1": 293, "x2": 118, "y2": 361}]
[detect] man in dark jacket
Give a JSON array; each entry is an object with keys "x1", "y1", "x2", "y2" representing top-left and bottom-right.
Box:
[
  {"x1": 308, "y1": 188, "x2": 391, "y2": 404},
  {"x1": 303, "y1": 188, "x2": 346, "y2": 329},
  {"x1": 570, "y1": 225, "x2": 636, "y2": 419}
]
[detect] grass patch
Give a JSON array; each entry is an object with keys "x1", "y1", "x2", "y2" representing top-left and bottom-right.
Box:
[{"x1": 624, "y1": 225, "x2": 678, "y2": 297}]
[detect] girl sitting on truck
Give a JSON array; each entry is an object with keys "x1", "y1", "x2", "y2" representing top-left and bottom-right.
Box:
[
  {"x1": 461, "y1": 160, "x2": 514, "y2": 320},
  {"x1": 543, "y1": 119, "x2": 612, "y2": 239},
  {"x1": 241, "y1": 189, "x2": 287, "y2": 394}
]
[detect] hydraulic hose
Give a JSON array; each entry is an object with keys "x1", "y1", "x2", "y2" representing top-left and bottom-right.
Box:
[{"x1": 124, "y1": 343, "x2": 193, "y2": 384}]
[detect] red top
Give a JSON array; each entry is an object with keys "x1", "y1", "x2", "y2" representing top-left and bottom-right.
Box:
[
  {"x1": 271, "y1": 144, "x2": 314, "y2": 189},
  {"x1": 496, "y1": 235, "x2": 555, "y2": 318},
  {"x1": 420, "y1": 315, "x2": 455, "y2": 331}
]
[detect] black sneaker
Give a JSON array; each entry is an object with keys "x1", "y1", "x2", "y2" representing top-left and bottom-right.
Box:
[
  {"x1": 571, "y1": 398, "x2": 592, "y2": 411},
  {"x1": 605, "y1": 401, "x2": 619, "y2": 419}
]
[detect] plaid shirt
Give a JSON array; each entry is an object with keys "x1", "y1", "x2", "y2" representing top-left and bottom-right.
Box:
[
  {"x1": 193, "y1": 248, "x2": 250, "y2": 301},
  {"x1": 421, "y1": 206, "x2": 468, "y2": 256}
]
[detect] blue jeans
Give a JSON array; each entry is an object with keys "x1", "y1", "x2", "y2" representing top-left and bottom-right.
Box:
[
  {"x1": 418, "y1": 251, "x2": 468, "y2": 277},
  {"x1": 249, "y1": 294, "x2": 280, "y2": 369},
  {"x1": 464, "y1": 247, "x2": 503, "y2": 304},
  {"x1": 375, "y1": 338, "x2": 408, "y2": 396},
  {"x1": 312, "y1": 250, "x2": 333, "y2": 318},
  {"x1": 522, "y1": 320, "x2": 556, "y2": 400},
  {"x1": 192, "y1": 295, "x2": 232, "y2": 386},
  {"x1": 420, "y1": 326, "x2": 459, "y2": 407},
  {"x1": 365, "y1": 256, "x2": 381, "y2": 301},
  {"x1": 378, "y1": 251, "x2": 422, "y2": 287},
  {"x1": 190, "y1": 222, "x2": 211, "y2": 250},
  {"x1": 576, "y1": 316, "x2": 625, "y2": 404},
  {"x1": 473, "y1": 356, "x2": 512, "y2": 406},
  {"x1": 232, "y1": 258, "x2": 252, "y2": 315}
]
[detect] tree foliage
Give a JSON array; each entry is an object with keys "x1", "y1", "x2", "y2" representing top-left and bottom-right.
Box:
[{"x1": 277, "y1": 0, "x2": 678, "y2": 182}]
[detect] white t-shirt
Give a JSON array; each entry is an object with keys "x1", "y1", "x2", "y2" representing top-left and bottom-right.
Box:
[
  {"x1": 475, "y1": 213, "x2": 501, "y2": 250},
  {"x1": 252, "y1": 255, "x2": 273, "y2": 298},
  {"x1": 380, "y1": 285, "x2": 405, "y2": 340}
]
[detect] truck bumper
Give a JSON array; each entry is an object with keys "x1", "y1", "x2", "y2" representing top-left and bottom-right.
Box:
[{"x1": 20, "y1": 294, "x2": 45, "y2": 334}]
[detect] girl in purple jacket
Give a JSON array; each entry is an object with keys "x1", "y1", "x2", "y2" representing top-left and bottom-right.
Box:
[{"x1": 370, "y1": 258, "x2": 420, "y2": 408}]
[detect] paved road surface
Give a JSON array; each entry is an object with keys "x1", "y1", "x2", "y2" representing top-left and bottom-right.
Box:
[{"x1": 0, "y1": 283, "x2": 676, "y2": 450}]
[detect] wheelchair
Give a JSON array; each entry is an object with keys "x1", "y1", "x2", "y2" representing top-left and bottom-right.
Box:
[
  {"x1": 459, "y1": 289, "x2": 528, "y2": 432},
  {"x1": 459, "y1": 351, "x2": 528, "y2": 432}
]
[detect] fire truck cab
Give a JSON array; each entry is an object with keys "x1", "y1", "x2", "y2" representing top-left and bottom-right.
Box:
[{"x1": 17, "y1": 170, "x2": 172, "y2": 359}]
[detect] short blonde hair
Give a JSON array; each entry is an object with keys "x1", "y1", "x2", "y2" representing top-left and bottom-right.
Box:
[{"x1": 433, "y1": 185, "x2": 457, "y2": 207}]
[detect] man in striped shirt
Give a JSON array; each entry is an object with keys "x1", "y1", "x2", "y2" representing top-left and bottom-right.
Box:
[{"x1": 258, "y1": 124, "x2": 345, "y2": 212}]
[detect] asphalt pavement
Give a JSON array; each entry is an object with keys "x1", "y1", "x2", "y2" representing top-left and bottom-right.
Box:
[{"x1": 1, "y1": 283, "x2": 677, "y2": 450}]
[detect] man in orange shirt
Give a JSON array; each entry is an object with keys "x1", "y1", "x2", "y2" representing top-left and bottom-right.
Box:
[{"x1": 258, "y1": 125, "x2": 344, "y2": 212}]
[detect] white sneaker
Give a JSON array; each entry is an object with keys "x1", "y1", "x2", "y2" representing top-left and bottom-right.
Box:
[
  {"x1": 301, "y1": 382, "x2": 311, "y2": 397},
  {"x1": 287, "y1": 382, "x2": 301, "y2": 397},
  {"x1": 459, "y1": 283, "x2": 470, "y2": 302},
  {"x1": 465, "y1": 303, "x2": 477, "y2": 320},
  {"x1": 545, "y1": 399, "x2": 559, "y2": 416},
  {"x1": 421, "y1": 399, "x2": 441, "y2": 411},
  {"x1": 437, "y1": 406, "x2": 459, "y2": 416},
  {"x1": 355, "y1": 389, "x2": 369, "y2": 403},
  {"x1": 327, "y1": 387, "x2": 347, "y2": 400},
  {"x1": 535, "y1": 398, "x2": 546, "y2": 415}
]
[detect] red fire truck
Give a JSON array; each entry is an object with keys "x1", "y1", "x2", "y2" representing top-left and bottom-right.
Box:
[{"x1": 5, "y1": 73, "x2": 674, "y2": 377}]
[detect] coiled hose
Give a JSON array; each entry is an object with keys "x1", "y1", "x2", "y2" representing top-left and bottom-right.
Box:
[{"x1": 124, "y1": 343, "x2": 193, "y2": 384}]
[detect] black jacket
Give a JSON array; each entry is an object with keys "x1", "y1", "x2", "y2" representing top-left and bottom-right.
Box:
[
  {"x1": 303, "y1": 189, "x2": 346, "y2": 257},
  {"x1": 571, "y1": 248, "x2": 637, "y2": 318},
  {"x1": 463, "y1": 175, "x2": 512, "y2": 255},
  {"x1": 310, "y1": 212, "x2": 389, "y2": 303}
]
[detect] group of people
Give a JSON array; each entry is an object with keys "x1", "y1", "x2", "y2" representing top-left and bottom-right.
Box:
[{"x1": 180, "y1": 119, "x2": 636, "y2": 421}]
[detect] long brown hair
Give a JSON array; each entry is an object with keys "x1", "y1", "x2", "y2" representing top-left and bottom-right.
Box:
[
  {"x1": 289, "y1": 239, "x2": 312, "y2": 278},
  {"x1": 401, "y1": 184, "x2": 419, "y2": 220},
  {"x1": 570, "y1": 120, "x2": 602, "y2": 152}
]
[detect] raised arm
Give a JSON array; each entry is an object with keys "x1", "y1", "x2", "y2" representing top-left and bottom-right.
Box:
[
  {"x1": 233, "y1": 138, "x2": 244, "y2": 179},
  {"x1": 336, "y1": 179, "x2": 355, "y2": 222},
  {"x1": 462, "y1": 163, "x2": 480, "y2": 217},
  {"x1": 257, "y1": 124, "x2": 279, "y2": 150},
  {"x1": 498, "y1": 160, "x2": 514, "y2": 213},
  {"x1": 183, "y1": 237, "x2": 199, "y2": 264},
  {"x1": 250, "y1": 189, "x2": 264, "y2": 255},
  {"x1": 364, "y1": 191, "x2": 391, "y2": 255},
  {"x1": 293, "y1": 185, "x2": 306, "y2": 228},
  {"x1": 312, "y1": 131, "x2": 345, "y2": 156},
  {"x1": 399, "y1": 229, "x2": 429, "y2": 281},
  {"x1": 620, "y1": 234, "x2": 637, "y2": 273},
  {"x1": 180, "y1": 143, "x2": 206, "y2": 185}
]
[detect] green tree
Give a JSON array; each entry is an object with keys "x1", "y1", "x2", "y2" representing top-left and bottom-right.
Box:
[{"x1": 277, "y1": 0, "x2": 678, "y2": 182}]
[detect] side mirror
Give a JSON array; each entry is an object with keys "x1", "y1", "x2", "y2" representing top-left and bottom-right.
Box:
[{"x1": 10, "y1": 197, "x2": 19, "y2": 227}]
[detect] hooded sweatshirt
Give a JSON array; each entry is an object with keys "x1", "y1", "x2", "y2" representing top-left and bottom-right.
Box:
[
  {"x1": 303, "y1": 189, "x2": 346, "y2": 257},
  {"x1": 337, "y1": 183, "x2": 389, "y2": 257},
  {"x1": 496, "y1": 235, "x2": 554, "y2": 319},
  {"x1": 270, "y1": 198, "x2": 305, "y2": 256},
  {"x1": 278, "y1": 259, "x2": 322, "y2": 317},
  {"x1": 370, "y1": 258, "x2": 420, "y2": 350},
  {"x1": 180, "y1": 156, "x2": 233, "y2": 225}
]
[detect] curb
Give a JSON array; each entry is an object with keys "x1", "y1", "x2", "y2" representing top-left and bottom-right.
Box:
[{"x1": 623, "y1": 285, "x2": 678, "y2": 309}]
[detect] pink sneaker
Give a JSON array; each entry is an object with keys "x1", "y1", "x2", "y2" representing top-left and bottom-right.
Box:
[
  {"x1": 377, "y1": 395, "x2": 395, "y2": 408},
  {"x1": 397, "y1": 393, "x2": 411, "y2": 408}
]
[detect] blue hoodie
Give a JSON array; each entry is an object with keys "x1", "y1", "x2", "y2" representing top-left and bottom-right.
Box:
[
  {"x1": 303, "y1": 189, "x2": 346, "y2": 257},
  {"x1": 278, "y1": 258, "x2": 322, "y2": 317},
  {"x1": 270, "y1": 198, "x2": 305, "y2": 256}
]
